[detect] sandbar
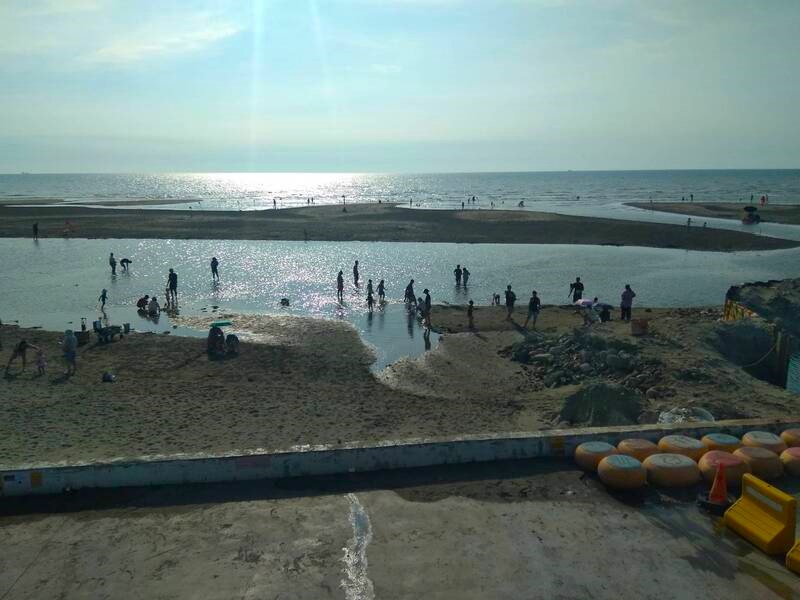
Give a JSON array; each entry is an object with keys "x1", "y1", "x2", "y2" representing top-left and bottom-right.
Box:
[{"x1": 0, "y1": 203, "x2": 797, "y2": 251}]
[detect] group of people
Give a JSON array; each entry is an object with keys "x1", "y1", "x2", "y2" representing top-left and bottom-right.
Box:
[
  {"x1": 480, "y1": 277, "x2": 635, "y2": 331},
  {"x1": 492, "y1": 285, "x2": 541, "y2": 329},
  {"x1": 453, "y1": 265, "x2": 471, "y2": 286},
  {"x1": 4, "y1": 330, "x2": 77, "y2": 377},
  {"x1": 566, "y1": 276, "x2": 637, "y2": 324},
  {"x1": 132, "y1": 267, "x2": 181, "y2": 318},
  {"x1": 335, "y1": 263, "x2": 434, "y2": 327},
  {"x1": 108, "y1": 253, "x2": 132, "y2": 275}
]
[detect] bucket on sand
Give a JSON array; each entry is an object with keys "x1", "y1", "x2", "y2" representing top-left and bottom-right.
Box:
[{"x1": 631, "y1": 319, "x2": 649, "y2": 336}]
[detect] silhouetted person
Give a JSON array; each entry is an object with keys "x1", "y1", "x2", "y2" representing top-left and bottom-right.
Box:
[
  {"x1": 109, "y1": 252, "x2": 117, "y2": 275},
  {"x1": 167, "y1": 268, "x2": 178, "y2": 304},
  {"x1": 454, "y1": 264, "x2": 462, "y2": 285},
  {"x1": 377, "y1": 279, "x2": 385, "y2": 302},
  {"x1": 337, "y1": 270, "x2": 344, "y2": 301},
  {"x1": 524, "y1": 291, "x2": 541, "y2": 329},
  {"x1": 504, "y1": 285, "x2": 516, "y2": 321},
  {"x1": 32, "y1": 222, "x2": 38, "y2": 240},
  {"x1": 120, "y1": 258, "x2": 132, "y2": 271},
  {"x1": 423, "y1": 289, "x2": 432, "y2": 327},
  {"x1": 211, "y1": 257, "x2": 219, "y2": 280},
  {"x1": 98, "y1": 288, "x2": 108, "y2": 308},
  {"x1": 569, "y1": 277, "x2": 584, "y2": 302},
  {"x1": 462, "y1": 267, "x2": 470, "y2": 286},
  {"x1": 6, "y1": 339, "x2": 39, "y2": 372},
  {"x1": 353, "y1": 260, "x2": 360, "y2": 287},
  {"x1": 404, "y1": 279, "x2": 415, "y2": 303},
  {"x1": 620, "y1": 284, "x2": 636, "y2": 321}
]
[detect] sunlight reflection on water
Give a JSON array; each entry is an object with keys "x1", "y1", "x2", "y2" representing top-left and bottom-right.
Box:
[{"x1": 3, "y1": 238, "x2": 800, "y2": 369}]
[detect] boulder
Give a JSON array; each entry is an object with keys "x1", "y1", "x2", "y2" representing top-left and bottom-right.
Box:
[{"x1": 559, "y1": 383, "x2": 643, "y2": 427}]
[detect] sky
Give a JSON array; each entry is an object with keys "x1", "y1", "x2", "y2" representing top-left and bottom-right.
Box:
[{"x1": 1, "y1": 0, "x2": 799, "y2": 173}]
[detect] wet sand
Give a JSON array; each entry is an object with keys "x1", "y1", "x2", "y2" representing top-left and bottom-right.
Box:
[
  {"x1": 628, "y1": 202, "x2": 800, "y2": 225},
  {"x1": 2, "y1": 305, "x2": 797, "y2": 466},
  {"x1": 1, "y1": 203, "x2": 796, "y2": 251}
]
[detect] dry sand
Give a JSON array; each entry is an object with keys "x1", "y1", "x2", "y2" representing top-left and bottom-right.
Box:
[
  {"x1": 2, "y1": 304, "x2": 796, "y2": 466},
  {"x1": 0, "y1": 203, "x2": 796, "y2": 251},
  {"x1": 628, "y1": 202, "x2": 800, "y2": 225}
]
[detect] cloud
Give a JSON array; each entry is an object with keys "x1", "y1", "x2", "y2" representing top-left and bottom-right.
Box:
[
  {"x1": 1, "y1": 0, "x2": 105, "y2": 17},
  {"x1": 87, "y1": 17, "x2": 241, "y2": 65},
  {"x1": 0, "y1": 3, "x2": 243, "y2": 68}
]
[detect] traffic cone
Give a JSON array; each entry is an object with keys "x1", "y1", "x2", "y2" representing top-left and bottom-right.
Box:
[{"x1": 709, "y1": 462, "x2": 727, "y2": 505}]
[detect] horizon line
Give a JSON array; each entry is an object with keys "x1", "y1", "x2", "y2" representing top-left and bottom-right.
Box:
[{"x1": 3, "y1": 167, "x2": 800, "y2": 176}]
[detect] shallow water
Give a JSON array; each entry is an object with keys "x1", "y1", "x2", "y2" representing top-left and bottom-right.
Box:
[{"x1": 2, "y1": 238, "x2": 799, "y2": 367}]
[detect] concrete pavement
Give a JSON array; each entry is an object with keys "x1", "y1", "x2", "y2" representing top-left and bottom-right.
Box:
[{"x1": 1, "y1": 459, "x2": 798, "y2": 599}]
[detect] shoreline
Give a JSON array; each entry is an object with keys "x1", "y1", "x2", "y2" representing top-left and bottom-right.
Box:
[
  {"x1": 3, "y1": 306, "x2": 797, "y2": 465},
  {"x1": 627, "y1": 201, "x2": 800, "y2": 225},
  {"x1": 1, "y1": 202, "x2": 797, "y2": 251}
]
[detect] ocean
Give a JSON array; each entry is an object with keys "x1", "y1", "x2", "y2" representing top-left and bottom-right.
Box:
[{"x1": 1, "y1": 170, "x2": 798, "y2": 211}]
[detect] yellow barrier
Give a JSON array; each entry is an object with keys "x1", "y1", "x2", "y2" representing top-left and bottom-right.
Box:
[
  {"x1": 723, "y1": 299, "x2": 757, "y2": 322},
  {"x1": 723, "y1": 474, "x2": 796, "y2": 555},
  {"x1": 787, "y1": 539, "x2": 800, "y2": 575}
]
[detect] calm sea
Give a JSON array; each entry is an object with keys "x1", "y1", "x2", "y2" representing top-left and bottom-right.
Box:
[{"x1": 1, "y1": 170, "x2": 798, "y2": 211}]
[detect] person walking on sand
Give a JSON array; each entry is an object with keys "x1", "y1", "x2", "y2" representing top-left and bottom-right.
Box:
[
  {"x1": 353, "y1": 261, "x2": 360, "y2": 287},
  {"x1": 504, "y1": 285, "x2": 516, "y2": 321},
  {"x1": 620, "y1": 284, "x2": 636, "y2": 322},
  {"x1": 337, "y1": 270, "x2": 344, "y2": 301},
  {"x1": 423, "y1": 289, "x2": 432, "y2": 328},
  {"x1": 377, "y1": 279, "x2": 385, "y2": 302},
  {"x1": 98, "y1": 288, "x2": 108, "y2": 309},
  {"x1": 167, "y1": 268, "x2": 178, "y2": 305},
  {"x1": 210, "y1": 257, "x2": 219, "y2": 280},
  {"x1": 6, "y1": 339, "x2": 39, "y2": 372},
  {"x1": 524, "y1": 290, "x2": 541, "y2": 329},
  {"x1": 462, "y1": 267, "x2": 470, "y2": 287},
  {"x1": 467, "y1": 300, "x2": 475, "y2": 329},
  {"x1": 109, "y1": 252, "x2": 117, "y2": 275},
  {"x1": 454, "y1": 264, "x2": 462, "y2": 286},
  {"x1": 63, "y1": 330, "x2": 77, "y2": 376},
  {"x1": 569, "y1": 277, "x2": 584, "y2": 303},
  {"x1": 32, "y1": 222, "x2": 38, "y2": 240},
  {"x1": 404, "y1": 279, "x2": 415, "y2": 304}
]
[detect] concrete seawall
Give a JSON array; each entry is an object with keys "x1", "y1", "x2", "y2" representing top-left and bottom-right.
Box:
[{"x1": 3, "y1": 417, "x2": 799, "y2": 497}]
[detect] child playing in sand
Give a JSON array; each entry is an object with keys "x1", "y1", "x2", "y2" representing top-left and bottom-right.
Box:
[{"x1": 36, "y1": 348, "x2": 47, "y2": 376}]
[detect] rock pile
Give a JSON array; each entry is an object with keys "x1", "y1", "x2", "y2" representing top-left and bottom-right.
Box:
[{"x1": 506, "y1": 329, "x2": 672, "y2": 398}]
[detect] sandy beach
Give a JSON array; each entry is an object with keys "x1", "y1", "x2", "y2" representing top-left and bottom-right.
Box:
[
  {"x1": 1, "y1": 203, "x2": 797, "y2": 251},
  {"x1": 628, "y1": 202, "x2": 800, "y2": 225},
  {"x1": 2, "y1": 304, "x2": 796, "y2": 466}
]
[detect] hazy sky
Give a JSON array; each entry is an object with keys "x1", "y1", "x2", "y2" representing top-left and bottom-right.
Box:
[{"x1": 1, "y1": 0, "x2": 798, "y2": 173}]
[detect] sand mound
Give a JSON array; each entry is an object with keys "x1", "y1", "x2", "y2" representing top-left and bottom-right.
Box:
[{"x1": 558, "y1": 382, "x2": 642, "y2": 427}]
